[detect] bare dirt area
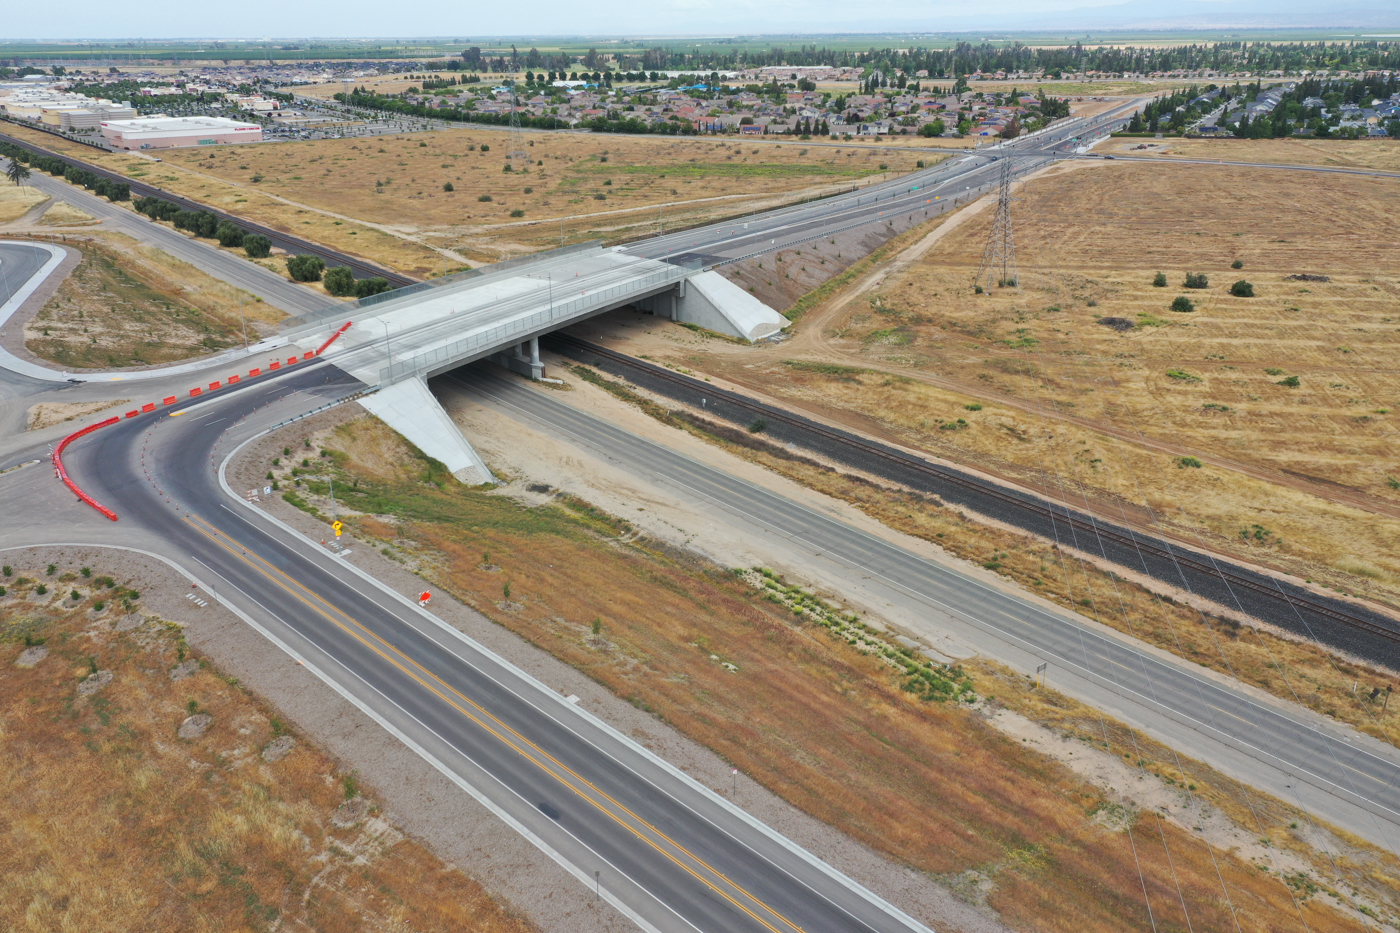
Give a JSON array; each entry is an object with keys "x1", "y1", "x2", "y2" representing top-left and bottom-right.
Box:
[
  {"x1": 224, "y1": 396, "x2": 1396, "y2": 933},
  {"x1": 0, "y1": 549, "x2": 535, "y2": 933},
  {"x1": 21, "y1": 232, "x2": 283, "y2": 369},
  {"x1": 1119, "y1": 136, "x2": 1400, "y2": 172},
  {"x1": 25, "y1": 399, "x2": 129, "y2": 430}
]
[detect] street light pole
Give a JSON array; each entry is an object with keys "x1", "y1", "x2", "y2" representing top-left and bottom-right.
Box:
[
  {"x1": 239, "y1": 294, "x2": 248, "y2": 350},
  {"x1": 380, "y1": 319, "x2": 392, "y2": 372}
]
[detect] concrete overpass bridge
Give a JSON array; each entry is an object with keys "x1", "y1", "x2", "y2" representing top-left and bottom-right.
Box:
[{"x1": 280, "y1": 240, "x2": 786, "y2": 482}]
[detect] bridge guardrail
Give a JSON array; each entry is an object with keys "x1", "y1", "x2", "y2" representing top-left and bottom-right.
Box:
[
  {"x1": 280, "y1": 239, "x2": 607, "y2": 337},
  {"x1": 378, "y1": 259, "x2": 700, "y2": 384}
]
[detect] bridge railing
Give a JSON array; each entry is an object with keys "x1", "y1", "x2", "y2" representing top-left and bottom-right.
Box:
[
  {"x1": 280, "y1": 239, "x2": 605, "y2": 337},
  {"x1": 377, "y1": 259, "x2": 700, "y2": 385}
]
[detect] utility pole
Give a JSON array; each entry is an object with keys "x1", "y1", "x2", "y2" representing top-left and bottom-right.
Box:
[
  {"x1": 238, "y1": 294, "x2": 248, "y2": 350},
  {"x1": 506, "y1": 79, "x2": 528, "y2": 164},
  {"x1": 974, "y1": 155, "x2": 1018, "y2": 294}
]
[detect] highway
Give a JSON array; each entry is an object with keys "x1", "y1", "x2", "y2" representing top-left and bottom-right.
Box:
[{"x1": 8, "y1": 97, "x2": 1400, "y2": 928}]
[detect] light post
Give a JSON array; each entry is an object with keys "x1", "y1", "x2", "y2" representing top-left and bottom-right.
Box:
[
  {"x1": 238, "y1": 294, "x2": 248, "y2": 350},
  {"x1": 380, "y1": 319, "x2": 392, "y2": 371}
]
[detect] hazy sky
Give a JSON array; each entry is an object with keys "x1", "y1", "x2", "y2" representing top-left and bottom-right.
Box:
[{"x1": 5, "y1": 0, "x2": 1187, "y2": 43}]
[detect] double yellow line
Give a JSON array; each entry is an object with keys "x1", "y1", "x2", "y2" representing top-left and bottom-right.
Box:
[{"x1": 185, "y1": 512, "x2": 810, "y2": 933}]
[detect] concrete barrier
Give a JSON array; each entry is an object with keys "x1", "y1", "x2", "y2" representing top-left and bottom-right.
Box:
[{"x1": 53, "y1": 416, "x2": 120, "y2": 521}]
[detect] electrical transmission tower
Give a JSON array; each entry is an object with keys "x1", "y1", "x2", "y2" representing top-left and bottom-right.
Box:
[
  {"x1": 974, "y1": 156, "x2": 1018, "y2": 293},
  {"x1": 506, "y1": 81, "x2": 529, "y2": 164}
]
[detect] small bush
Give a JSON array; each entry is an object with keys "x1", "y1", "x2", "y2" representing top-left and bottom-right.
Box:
[
  {"x1": 964, "y1": 403, "x2": 982, "y2": 411},
  {"x1": 442, "y1": 181, "x2": 454, "y2": 192},
  {"x1": 35, "y1": 584, "x2": 47, "y2": 596},
  {"x1": 1165, "y1": 369, "x2": 1201, "y2": 383},
  {"x1": 1152, "y1": 272, "x2": 1167, "y2": 287},
  {"x1": 1178, "y1": 456, "x2": 1203, "y2": 469},
  {"x1": 1277, "y1": 375, "x2": 1301, "y2": 387},
  {"x1": 243, "y1": 234, "x2": 272, "y2": 259},
  {"x1": 477, "y1": 194, "x2": 493, "y2": 202},
  {"x1": 479, "y1": 144, "x2": 489, "y2": 152},
  {"x1": 46, "y1": 564, "x2": 56, "y2": 576},
  {"x1": 523, "y1": 186, "x2": 533, "y2": 193},
  {"x1": 1263, "y1": 367, "x2": 1283, "y2": 376},
  {"x1": 1183, "y1": 272, "x2": 1208, "y2": 289},
  {"x1": 71, "y1": 589, "x2": 81, "y2": 600},
  {"x1": 748, "y1": 418, "x2": 768, "y2": 434},
  {"x1": 509, "y1": 209, "x2": 525, "y2": 217},
  {"x1": 81, "y1": 567, "x2": 91, "y2": 578},
  {"x1": 1230, "y1": 279, "x2": 1254, "y2": 297},
  {"x1": 323, "y1": 266, "x2": 356, "y2": 297},
  {"x1": 1231, "y1": 259, "x2": 1244, "y2": 269},
  {"x1": 1170, "y1": 296, "x2": 1195, "y2": 313}
]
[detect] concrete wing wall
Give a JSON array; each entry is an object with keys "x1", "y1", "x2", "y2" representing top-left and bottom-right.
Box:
[
  {"x1": 359, "y1": 377, "x2": 490, "y2": 485},
  {"x1": 678, "y1": 271, "x2": 788, "y2": 342}
]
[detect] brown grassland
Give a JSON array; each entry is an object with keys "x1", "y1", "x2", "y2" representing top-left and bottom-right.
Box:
[
  {"x1": 0, "y1": 561, "x2": 535, "y2": 933},
  {"x1": 256, "y1": 412, "x2": 1397, "y2": 933},
  {"x1": 1120, "y1": 136, "x2": 1400, "y2": 172},
  {"x1": 603, "y1": 158, "x2": 1400, "y2": 742},
  {"x1": 23, "y1": 233, "x2": 284, "y2": 369},
  {"x1": 1, "y1": 122, "x2": 937, "y2": 273},
  {"x1": 0, "y1": 177, "x2": 50, "y2": 222}
]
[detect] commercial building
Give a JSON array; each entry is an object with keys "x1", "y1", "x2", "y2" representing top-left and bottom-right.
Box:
[
  {"x1": 100, "y1": 115, "x2": 262, "y2": 150},
  {"x1": 60, "y1": 106, "x2": 137, "y2": 129}
]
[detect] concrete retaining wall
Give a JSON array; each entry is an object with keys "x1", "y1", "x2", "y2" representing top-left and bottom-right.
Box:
[{"x1": 359, "y1": 377, "x2": 490, "y2": 485}]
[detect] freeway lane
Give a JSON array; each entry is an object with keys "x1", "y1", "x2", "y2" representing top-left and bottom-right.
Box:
[
  {"x1": 448, "y1": 365, "x2": 1400, "y2": 853},
  {"x1": 48, "y1": 366, "x2": 933, "y2": 933}
]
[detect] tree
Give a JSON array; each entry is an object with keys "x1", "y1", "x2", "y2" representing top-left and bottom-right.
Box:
[
  {"x1": 215, "y1": 222, "x2": 245, "y2": 248},
  {"x1": 1183, "y1": 272, "x2": 1208, "y2": 289},
  {"x1": 918, "y1": 119, "x2": 945, "y2": 137},
  {"x1": 1170, "y1": 296, "x2": 1196, "y2": 313},
  {"x1": 354, "y1": 277, "x2": 391, "y2": 299},
  {"x1": 1152, "y1": 272, "x2": 1168, "y2": 287},
  {"x1": 286, "y1": 254, "x2": 325, "y2": 282},
  {"x1": 4, "y1": 158, "x2": 30, "y2": 187},
  {"x1": 1229, "y1": 280, "x2": 1254, "y2": 297},
  {"x1": 323, "y1": 266, "x2": 356, "y2": 297},
  {"x1": 243, "y1": 234, "x2": 272, "y2": 259}
]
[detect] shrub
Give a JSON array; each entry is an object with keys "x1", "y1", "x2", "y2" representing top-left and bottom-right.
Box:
[
  {"x1": 1230, "y1": 279, "x2": 1254, "y2": 297},
  {"x1": 286, "y1": 254, "x2": 326, "y2": 282},
  {"x1": 749, "y1": 418, "x2": 767, "y2": 433},
  {"x1": 354, "y1": 277, "x2": 391, "y2": 299},
  {"x1": 509, "y1": 209, "x2": 525, "y2": 217},
  {"x1": 443, "y1": 181, "x2": 454, "y2": 192},
  {"x1": 1183, "y1": 272, "x2": 1209, "y2": 289},
  {"x1": 1170, "y1": 295, "x2": 1195, "y2": 313},
  {"x1": 479, "y1": 144, "x2": 489, "y2": 152},
  {"x1": 477, "y1": 194, "x2": 493, "y2": 202},
  {"x1": 215, "y1": 221, "x2": 245, "y2": 247},
  {"x1": 243, "y1": 234, "x2": 272, "y2": 259},
  {"x1": 1177, "y1": 456, "x2": 1203, "y2": 469},
  {"x1": 35, "y1": 584, "x2": 47, "y2": 596},
  {"x1": 964, "y1": 403, "x2": 982, "y2": 411},
  {"x1": 1277, "y1": 375, "x2": 1301, "y2": 387},
  {"x1": 1231, "y1": 259, "x2": 1244, "y2": 269},
  {"x1": 523, "y1": 186, "x2": 533, "y2": 193},
  {"x1": 323, "y1": 266, "x2": 356, "y2": 296},
  {"x1": 1165, "y1": 369, "x2": 1201, "y2": 383}
]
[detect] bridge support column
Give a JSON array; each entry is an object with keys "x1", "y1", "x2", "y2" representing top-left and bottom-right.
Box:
[{"x1": 491, "y1": 337, "x2": 545, "y2": 380}]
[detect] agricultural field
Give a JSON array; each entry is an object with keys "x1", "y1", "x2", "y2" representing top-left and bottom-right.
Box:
[
  {"x1": 0, "y1": 556, "x2": 534, "y2": 933},
  {"x1": 227, "y1": 408, "x2": 1396, "y2": 933},
  {"x1": 24, "y1": 233, "x2": 283, "y2": 369},
  {"x1": 636, "y1": 159, "x2": 1400, "y2": 632},
  {"x1": 1118, "y1": 136, "x2": 1400, "y2": 172}
]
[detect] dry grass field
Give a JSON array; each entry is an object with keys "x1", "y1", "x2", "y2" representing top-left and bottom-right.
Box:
[
  {"x1": 1120, "y1": 137, "x2": 1400, "y2": 172},
  {"x1": 0, "y1": 560, "x2": 535, "y2": 933},
  {"x1": 687, "y1": 161, "x2": 1400, "y2": 610},
  {"x1": 1, "y1": 122, "x2": 937, "y2": 273},
  {"x1": 24, "y1": 233, "x2": 284, "y2": 369},
  {"x1": 0, "y1": 178, "x2": 48, "y2": 222},
  {"x1": 244, "y1": 412, "x2": 1395, "y2": 933}
]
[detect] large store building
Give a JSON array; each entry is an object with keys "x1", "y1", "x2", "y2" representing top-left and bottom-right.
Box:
[{"x1": 99, "y1": 115, "x2": 262, "y2": 150}]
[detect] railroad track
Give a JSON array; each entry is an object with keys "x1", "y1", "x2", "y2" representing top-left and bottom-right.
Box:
[
  {"x1": 551, "y1": 333, "x2": 1400, "y2": 648},
  {"x1": 0, "y1": 131, "x2": 415, "y2": 287}
]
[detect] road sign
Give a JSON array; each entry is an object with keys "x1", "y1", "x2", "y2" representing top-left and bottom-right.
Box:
[
  {"x1": 332, "y1": 520, "x2": 343, "y2": 537},
  {"x1": 264, "y1": 486, "x2": 271, "y2": 496}
]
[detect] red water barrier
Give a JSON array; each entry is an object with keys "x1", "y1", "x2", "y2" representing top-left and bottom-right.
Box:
[
  {"x1": 53, "y1": 416, "x2": 120, "y2": 522},
  {"x1": 125, "y1": 410, "x2": 138, "y2": 419},
  {"x1": 189, "y1": 387, "x2": 202, "y2": 397},
  {"x1": 208, "y1": 380, "x2": 221, "y2": 391},
  {"x1": 249, "y1": 368, "x2": 261, "y2": 377},
  {"x1": 269, "y1": 361, "x2": 281, "y2": 370},
  {"x1": 228, "y1": 374, "x2": 240, "y2": 384},
  {"x1": 141, "y1": 402, "x2": 155, "y2": 413},
  {"x1": 315, "y1": 321, "x2": 353, "y2": 356},
  {"x1": 163, "y1": 396, "x2": 177, "y2": 406}
]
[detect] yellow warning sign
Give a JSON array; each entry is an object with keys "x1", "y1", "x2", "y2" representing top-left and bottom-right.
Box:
[{"x1": 332, "y1": 520, "x2": 343, "y2": 537}]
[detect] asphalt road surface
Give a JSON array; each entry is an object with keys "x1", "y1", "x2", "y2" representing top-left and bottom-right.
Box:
[{"x1": 0, "y1": 363, "x2": 934, "y2": 933}]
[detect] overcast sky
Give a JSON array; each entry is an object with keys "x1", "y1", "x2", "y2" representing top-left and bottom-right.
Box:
[
  {"x1": 2, "y1": 0, "x2": 1248, "y2": 43},
  {"x1": 5, "y1": 0, "x2": 1398, "y2": 41}
]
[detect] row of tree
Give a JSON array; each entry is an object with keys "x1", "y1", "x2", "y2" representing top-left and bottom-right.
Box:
[
  {"x1": 335, "y1": 90, "x2": 572, "y2": 130},
  {"x1": 0, "y1": 141, "x2": 129, "y2": 201},
  {"x1": 133, "y1": 196, "x2": 272, "y2": 257}
]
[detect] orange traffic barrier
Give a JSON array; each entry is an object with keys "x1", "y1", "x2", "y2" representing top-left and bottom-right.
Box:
[
  {"x1": 53, "y1": 416, "x2": 120, "y2": 521},
  {"x1": 228, "y1": 374, "x2": 240, "y2": 384},
  {"x1": 249, "y1": 367, "x2": 261, "y2": 377},
  {"x1": 125, "y1": 410, "x2": 138, "y2": 419},
  {"x1": 141, "y1": 403, "x2": 155, "y2": 413},
  {"x1": 163, "y1": 396, "x2": 177, "y2": 405},
  {"x1": 190, "y1": 387, "x2": 202, "y2": 397}
]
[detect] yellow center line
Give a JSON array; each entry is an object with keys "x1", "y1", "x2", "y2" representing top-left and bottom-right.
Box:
[{"x1": 185, "y1": 513, "x2": 809, "y2": 933}]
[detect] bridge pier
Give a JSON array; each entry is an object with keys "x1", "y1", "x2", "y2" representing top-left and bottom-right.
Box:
[{"x1": 491, "y1": 336, "x2": 545, "y2": 380}]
